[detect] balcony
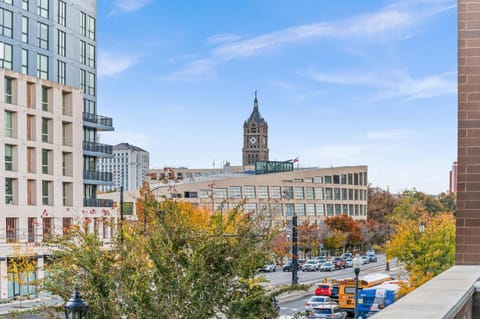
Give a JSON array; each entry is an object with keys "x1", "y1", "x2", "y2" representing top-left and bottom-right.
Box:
[
  {"x1": 83, "y1": 112, "x2": 114, "y2": 131},
  {"x1": 83, "y1": 170, "x2": 113, "y2": 185},
  {"x1": 83, "y1": 198, "x2": 114, "y2": 208},
  {"x1": 83, "y1": 141, "x2": 113, "y2": 157}
]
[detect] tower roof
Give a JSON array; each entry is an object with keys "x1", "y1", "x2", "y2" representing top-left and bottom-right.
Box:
[{"x1": 246, "y1": 91, "x2": 267, "y2": 125}]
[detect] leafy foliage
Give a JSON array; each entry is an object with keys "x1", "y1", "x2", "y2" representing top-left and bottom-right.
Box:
[{"x1": 43, "y1": 196, "x2": 278, "y2": 319}]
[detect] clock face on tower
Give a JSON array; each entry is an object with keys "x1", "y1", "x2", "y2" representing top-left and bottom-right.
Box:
[{"x1": 249, "y1": 137, "x2": 257, "y2": 145}]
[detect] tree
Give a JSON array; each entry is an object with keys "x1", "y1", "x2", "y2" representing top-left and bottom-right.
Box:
[
  {"x1": 367, "y1": 187, "x2": 398, "y2": 225},
  {"x1": 323, "y1": 230, "x2": 346, "y2": 254},
  {"x1": 43, "y1": 200, "x2": 279, "y2": 319},
  {"x1": 270, "y1": 231, "x2": 290, "y2": 263},
  {"x1": 7, "y1": 245, "x2": 38, "y2": 305},
  {"x1": 386, "y1": 212, "x2": 455, "y2": 294},
  {"x1": 325, "y1": 215, "x2": 362, "y2": 249},
  {"x1": 297, "y1": 222, "x2": 322, "y2": 257}
]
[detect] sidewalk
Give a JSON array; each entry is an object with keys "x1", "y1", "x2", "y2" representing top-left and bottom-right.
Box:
[{"x1": 0, "y1": 292, "x2": 63, "y2": 317}]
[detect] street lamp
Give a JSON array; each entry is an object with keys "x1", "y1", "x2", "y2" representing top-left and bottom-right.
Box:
[
  {"x1": 65, "y1": 286, "x2": 88, "y2": 319},
  {"x1": 353, "y1": 255, "x2": 362, "y2": 319},
  {"x1": 291, "y1": 214, "x2": 298, "y2": 285}
]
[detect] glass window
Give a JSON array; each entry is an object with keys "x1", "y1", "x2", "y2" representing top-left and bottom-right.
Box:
[
  {"x1": 0, "y1": 8, "x2": 12, "y2": 38},
  {"x1": 6, "y1": 217, "x2": 17, "y2": 243},
  {"x1": 41, "y1": 118, "x2": 50, "y2": 143},
  {"x1": 22, "y1": 16, "x2": 28, "y2": 43},
  {"x1": 342, "y1": 204, "x2": 348, "y2": 215},
  {"x1": 4, "y1": 77, "x2": 12, "y2": 103},
  {"x1": 80, "y1": 69, "x2": 86, "y2": 92},
  {"x1": 57, "y1": 30, "x2": 65, "y2": 56},
  {"x1": 304, "y1": 177, "x2": 313, "y2": 183},
  {"x1": 341, "y1": 174, "x2": 347, "y2": 184},
  {"x1": 315, "y1": 187, "x2": 323, "y2": 200},
  {"x1": 333, "y1": 175, "x2": 340, "y2": 184},
  {"x1": 335, "y1": 204, "x2": 341, "y2": 216},
  {"x1": 4, "y1": 111, "x2": 13, "y2": 137},
  {"x1": 22, "y1": 49, "x2": 28, "y2": 74},
  {"x1": 42, "y1": 149, "x2": 49, "y2": 173},
  {"x1": 37, "y1": 22, "x2": 48, "y2": 49},
  {"x1": 295, "y1": 204, "x2": 305, "y2": 216},
  {"x1": 324, "y1": 176, "x2": 332, "y2": 184},
  {"x1": 316, "y1": 204, "x2": 325, "y2": 216},
  {"x1": 306, "y1": 204, "x2": 315, "y2": 216},
  {"x1": 87, "y1": 15, "x2": 95, "y2": 40},
  {"x1": 37, "y1": 0, "x2": 49, "y2": 18},
  {"x1": 348, "y1": 174, "x2": 353, "y2": 185},
  {"x1": 325, "y1": 188, "x2": 332, "y2": 200},
  {"x1": 245, "y1": 203, "x2": 256, "y2": 214},
  {"x1": 42, "y1": 180, "x2": 50, "y2": 205},
  {"x1": 41, "y1": 86, "x2": 49, "y2": 111},
  {"x1": 282, "y1": 186, "x2": 293, "y2": 200},
  {"x1": 305, "y1": 187, "x2": 314, "y2": 200},
  {"x1": 314, "y1": 176, "x2": 323, "y2": 183},
  {"x1": 228, "y1": 186, "x2": 241, "y2": 199},
  {"x1": 354, "y1": 173, "x2": 359, "y2": 185},
  {"x1": 80, "y1": 12, "x2": 86, "y2": 36},
  {"x1": 285, "y1": 203, "x2": 294, "y2": 217},
  {"x1": 349, "y1": 189, "x2": 353, "y2": 200},
  {"x1": 5, "y1": 178, "x2": 13, "y2": 204},
  {"x1": 57, "y1": 60, "x2": 65, "y2": 84},
  {"x1": 334, "y1": 188, "x2": 340, "y2": 200},
  {"x1": 5, "y1": 144, "x2": 13, "y2": 170},
  {"x1": 243, "y1": 186, "x2": 255, "y2": 199},
  {"x1": 57, "y1": 0, "x2": 66, "y2": 26},
  {"x1": 270, "y1": 203, "x2": 282, "y2": 217},
  {"x1": 88, "y1": 44, "x2": 95, "y2": 67},
  {"x1": 80, "y1": 40, "x2": 85, "y2": 64},
  {"x1": 294, "y1": 186, "x2": 304, "y2": 199},
  {"x1": 270, "y1": 186, "x2": 281, "y2": 199},
  {"x1": 257, "y1": 186, "x2": 268, "y2": 199},
  {"x1": 37, "y1": 54, "x2": 48, "y2": 79},
  {"x1": 342, "y1": 189, "x2": 347, "y2": 200},
  {"x1": 88, "y1": 72, "x2": 95, "y2": 96},
  {"x1": 22, "y1": 0, "x2": 29, "y2": 10},
  {"x1": 0, "y1": 42, "x2": 12, "y2": 69},
  {"x1": 215, "y1": 188, "x2": 227, "y2": 199},
  {"x1": 326, "y1": 204, "x2": 334, "y2": 216}
]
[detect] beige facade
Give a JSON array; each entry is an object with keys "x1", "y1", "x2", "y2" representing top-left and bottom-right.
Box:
[
  {"x1": 0, "y1": 70, "x2": 115, "y2": 299},
  {"x1": 103, "y1": 165, "x2": 368, "y2": 226}
]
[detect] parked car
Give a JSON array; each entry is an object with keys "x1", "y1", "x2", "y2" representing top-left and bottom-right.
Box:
[
  {"x1": 367, "y1": 252, "x2": 377, "y2": 262},
  {"x1": 320, "y1": 261, "x2": 335, "y2": 272},
  {"x1": 298, "y1": 259, "x2": 306, "y2": 268},
  {"x1": 345, "y1": 258, "x2": 353, "y2": 268},
  {"x1": 332, "y1": 257, "x2": 346, "y2": 270},
  {"x1": 283, "y1": 261, "x2": 294, "y2": 272},
  {"x1": 259, "y1": 264, "x2": 276, "y2": 272},
  {"x1": 305, "y1": 295, "x2": 333, "y2": 312},
  {"x1": 316, "y1": 256, "x2": 327, "y2": 264},
  {"x1": 360, "y1": 255, "x2": 370, "y2": 265},
  {"x1": 341, "y1": 252, "x2": 352, "y2": 260},
  {"x1": 306, "y1": 304, "x2": 347, "y2": 318},
  {"x1": 303, "y1": 259, "x2": 319, "y2": 272},
  {"x1": 330, "y1": 284, "x2": 339, "y2": 302},
  {"x1": 315, "y1": 284, "x2": 332, "y2": 296}
]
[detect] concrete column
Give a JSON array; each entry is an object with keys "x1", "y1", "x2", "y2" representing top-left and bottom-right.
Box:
[
  {"x1": 0, "y1": 259, "x2": 8, "y2": 299},
  {"x1": 37, "y1": 256, "x2": 44, "y2": 283}
]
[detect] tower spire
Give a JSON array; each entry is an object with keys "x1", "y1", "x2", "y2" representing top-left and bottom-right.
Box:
[{"x1": 254, "y1": 90, "x2": 258, "y2": 109}]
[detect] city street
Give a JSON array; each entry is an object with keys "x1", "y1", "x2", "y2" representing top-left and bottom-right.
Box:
[{"x1": 259, "y1": 255, "x2": 401, "y2": 317}]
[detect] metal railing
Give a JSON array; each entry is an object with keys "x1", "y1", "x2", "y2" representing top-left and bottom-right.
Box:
[
  {"x1": 83, "y1": 141, "x2": 113, "y2": 155},
  {"x1": 83, "y1": 170, "x2": 113, "y2": 182},
  {"x1": 83, "y1": 112, "x2": 113, "y2": 127},
  {"x1": 83, "y1": 198, "x2": 114, "y2": 207}
]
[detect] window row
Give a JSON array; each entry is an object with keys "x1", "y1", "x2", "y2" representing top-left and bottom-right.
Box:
[
  {"x1": 2, "y1": 0, "x2": 69, "y2": 28},
  {"x1": 5, "y1": 178, "x2": 74, "y2": 206},
  {"x1": 192, "y1": 185, "x2": 367, "y2": 201},
  {"x1": 3, "y1": 215, "x2": 112, "y2": 244},
  {"x1": 3, "y1": 145, "x2": 74, "y2": 177},
  {"x1": 3, "y1": 78, "x2": 73, "y2": 113},
  {"x1": 207, "y1": 202, "x2": 367, "y2": 218}
]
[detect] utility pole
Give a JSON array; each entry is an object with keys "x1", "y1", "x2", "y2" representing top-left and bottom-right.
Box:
[
  {"x1": 292, "y1": 215, "x2": 298, "y2": 285},
  {"x1": 120, "y1": 186, "x2": 124, "y2": 244}
]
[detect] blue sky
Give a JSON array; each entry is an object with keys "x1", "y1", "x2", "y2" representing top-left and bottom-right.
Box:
[{"x1": 96, "y1": 0, "x2": 457, "y2": 194}]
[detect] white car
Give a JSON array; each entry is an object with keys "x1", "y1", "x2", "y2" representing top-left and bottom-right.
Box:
[
  {"x1": 320, "y1": 261, "x2": 335, "y2": 272},
  {"x1": 305, "y1": 295, "x2": 333, "y2": 312},
  {"x1": 259, "y1": 264, "x2": 276, "y2": 272},
  {"x1": 303, "y1": 259, "x2": 319, "y2": 272}
]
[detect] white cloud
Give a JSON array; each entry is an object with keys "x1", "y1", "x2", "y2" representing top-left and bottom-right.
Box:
[
  {"x1": 362, "y1": 129, "x2": 417, "y2": 140},
  {"x1": 166, "y1": 1, "x2": 453, "y2": 80},
  {"x1": 300, "y1": 69, "x2": 456, "y2": 101},
  {"x1": 110, "y1": 0, "x2": 150, "y2": 15},
  {"x1": 98, "y1": 50, "x2": 141, "y2": 77},
  {"x1": 206, "y1": 33, "x2": 244, "y2": 45}
]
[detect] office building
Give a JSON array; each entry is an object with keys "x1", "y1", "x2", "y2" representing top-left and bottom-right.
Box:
[
  {"x1": 98, "y1": 142, "x2": 149, "y2": 192},
  {"x1": 0, "y1": 0, "x2": 114, "y2": 298}
]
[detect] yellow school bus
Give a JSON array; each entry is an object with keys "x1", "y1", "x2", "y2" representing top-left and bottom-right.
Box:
[{"x1": 338, "y1": 273, "x2": 392, "y2": 314}]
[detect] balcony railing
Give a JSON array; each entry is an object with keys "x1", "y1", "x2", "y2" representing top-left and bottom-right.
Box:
[
  {"x1": 83, "y1": 141, "x2": 113, "y2": 155},
  {"x1": 83, "y1": 198, "x2": 114, "y2": 208},
  {"x1": 83, "y1": 170, "x2": 113, "y2": 182},
  {"x1": 83, "y1": 112, "x2": 114, "y2": 131}
]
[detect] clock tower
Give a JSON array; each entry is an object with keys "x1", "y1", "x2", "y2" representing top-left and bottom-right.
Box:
[{"x1": 242, "y1": 92, "x2": 269, "y2": 167}]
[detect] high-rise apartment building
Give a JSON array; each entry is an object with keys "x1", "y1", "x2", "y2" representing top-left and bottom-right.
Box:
[
  {"x1": 98, "y1": 143, "x2": 149, "y2": 192},
  {"x1": 0, "y1": 0, "x2": 114, "y2": 298}
]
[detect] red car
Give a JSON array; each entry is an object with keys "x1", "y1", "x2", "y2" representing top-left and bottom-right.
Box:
[{"x1": 315, "y1": 283, "x2": 332, "y2": 296}]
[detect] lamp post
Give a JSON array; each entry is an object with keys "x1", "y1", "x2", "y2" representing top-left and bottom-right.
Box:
[
  {"x1": 64, "y1": 286, "x2": 88, "y2": 318},
  {"x1": 291, "y1": 214, "x2": 298, "y2": 285},
  {"x1": 353, "y1": 255, "x2": 362, "y2": 319}
]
